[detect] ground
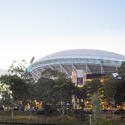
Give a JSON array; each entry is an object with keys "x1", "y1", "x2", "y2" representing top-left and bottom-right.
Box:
[{"x1": 0, "y1": 111, "x2": 124, "y2": 125}]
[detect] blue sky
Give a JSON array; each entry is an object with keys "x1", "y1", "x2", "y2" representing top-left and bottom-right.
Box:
[{"x1": 0, "y1": 0, "x2": 125, "y2": 69}]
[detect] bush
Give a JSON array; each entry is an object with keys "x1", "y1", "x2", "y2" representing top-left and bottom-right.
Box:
[
  {"x1": 73, "y1": 109, "x2": 87, "y2": 120},
  {"x1": 114, "y1": 109, "x2": 125, "y2": 114},
  {"x1": 43, "y1": 104, "x2": 59, "y2": 115},
  {"x1": 37, "y1": 108, "x2": 45, "y2": 115},
  {"x1": 73, "y1": 109, "x2": 92, "y2": 115},
  {"x1": 0, "y1": 106, "x2": 4, "y2": 111}
]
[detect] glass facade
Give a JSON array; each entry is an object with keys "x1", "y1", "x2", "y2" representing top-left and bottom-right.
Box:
[{"x1": 28, "y1": 58, "x2": 122, "y2": 72}]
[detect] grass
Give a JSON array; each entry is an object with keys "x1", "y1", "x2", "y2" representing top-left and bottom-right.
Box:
[
  {"x1": 0, "y1": 111, "x2": 88, "y2": 124},
  {"x1": 0, "y1": 111, "x2": 125, "y2": 125},
  {"x1": 102, "y1": 113, "x2": 125, "y2": 125}
]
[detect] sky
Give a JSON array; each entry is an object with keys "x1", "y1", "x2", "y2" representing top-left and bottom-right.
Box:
[{"x1": 0, "y1": 0, "x2": 125, "y2": 69}]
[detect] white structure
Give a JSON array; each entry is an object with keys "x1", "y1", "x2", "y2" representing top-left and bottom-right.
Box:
[{"x1": 27, "y1": 49, "x2": 125, "y2": 81}]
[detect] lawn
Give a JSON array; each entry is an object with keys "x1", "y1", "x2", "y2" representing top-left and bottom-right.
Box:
[
  {"x1": 103, "y1": 113, "x2": 125, "y2": 125},
  {"x1": 0, "y1": 111, "x2": 88, "y2": 124},
  {"x1": 0, "y1": 111, "x2": 125, "y2": 125}
]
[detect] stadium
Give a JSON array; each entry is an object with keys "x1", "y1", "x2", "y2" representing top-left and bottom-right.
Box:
[{"x1": 27, "y1": 49, "x2": 125, "y2": 84}]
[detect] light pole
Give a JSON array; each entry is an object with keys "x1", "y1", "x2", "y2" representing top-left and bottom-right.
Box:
[{"x1": 89, "y1": 114, "x2": 92, "y2": 125}]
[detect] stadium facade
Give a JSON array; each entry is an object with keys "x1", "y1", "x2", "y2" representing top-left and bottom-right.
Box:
[{"x1": 27, "y1": 49, "x2": 125, "y2": 84}]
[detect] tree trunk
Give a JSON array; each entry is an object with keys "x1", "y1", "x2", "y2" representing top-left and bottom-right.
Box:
[
  {"x1": 29, "y1": 109, "x2": 32, "y2": 122},
  {"x1": 11, "y1": 107, "x2": 14, "y2": 122}
]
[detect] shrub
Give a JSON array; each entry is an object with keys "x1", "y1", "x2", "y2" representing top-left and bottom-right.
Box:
[
  {"x1": 73, "y1": 109, "x2": 87, "y2": 120},
  {"x1": 43, "y1": 104, "x2": 59, "y2": 115},
  {"x1": 37, "y1": 108, "x2": 45, "y2": 115},
  {"x1": 114, "y1": 109, "x2": 125, "y2": 114}
]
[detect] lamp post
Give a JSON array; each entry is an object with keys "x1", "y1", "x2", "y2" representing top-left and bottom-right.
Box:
[{"x1": 89, "y1": 114, "x2": 92, "y2": 125}]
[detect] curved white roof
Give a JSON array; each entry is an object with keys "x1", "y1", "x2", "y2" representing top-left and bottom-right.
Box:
[{"x1": 40, "y1": 49, "x2": 125, "y2": 61}]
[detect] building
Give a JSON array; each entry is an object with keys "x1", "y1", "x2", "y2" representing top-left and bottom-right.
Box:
[{"x1": 27, "y1": 49, "x2": 125, "y2": 84}]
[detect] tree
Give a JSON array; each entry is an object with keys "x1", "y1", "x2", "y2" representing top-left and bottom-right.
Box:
[
  {"x1": 9, "y1": 60, "x2": 27, "y2": 79},
  {"x1": 32, "y1": 77, "x2": 55, "y2": 102},
  {"x1": 75, "y1": 87, "x2": 87, "y2": 109},
  {"x1": 90, "y1": 92, "x2": 102, "y2": 123},
  {"x1": 0, "y1": 60, "x2": 31, "y2": 110},
  {"x1": 52, "y1": 76, "x2": 77, "y2": 114},
  {"x1": 41, "y1": 68, "x2": 59, "y2": 79},
  {"x1": 104, "y1": 62, "x2": 125, "y2": 107},
  {"x1": 84, "y1": 79, "x2": 103, "y2": 95},
  {"x1": 118, "y1": 61, "x2": 125, "y2": 78},
  {"x1": 104, "y1": 74, "x2": 118, "y2": 107},
  {"x1": 0, "y1": 60, "x2": 35, "y2": 122},
  {"x1": 0, "y1": 83, "x2": 12, "y2": 107},
  {"x1": 0, "y1": 74, "x2": 30, "y2": 110},
  {"x1": 115, "y1": 62, "x2": 125, "y2": 106},
  {"x1": 73, "y1": 87, "x2": 87, "y2": 120},
  {"x1": 114, "y1": 80, "x2": 125, "y2": 106},
  {"x1": 34, "y1": 68, "x2": 79, "y2": 114}
]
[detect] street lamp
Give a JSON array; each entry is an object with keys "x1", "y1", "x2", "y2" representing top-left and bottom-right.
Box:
[{"x1": 89, "y1": 114, "x2": 92, "y2": 125}]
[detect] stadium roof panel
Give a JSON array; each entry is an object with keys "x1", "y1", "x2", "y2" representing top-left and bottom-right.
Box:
[
  {"x1": 28, "y1": 49, "x2": 125, "y2": 80},
  {"x1": 39, "y1": 49, "x2": 125, "y2": 61}
]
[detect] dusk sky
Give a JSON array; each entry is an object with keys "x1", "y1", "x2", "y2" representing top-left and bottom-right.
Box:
[{"x1": 0, "y1": 0, "x2": 125, "y2": 69}]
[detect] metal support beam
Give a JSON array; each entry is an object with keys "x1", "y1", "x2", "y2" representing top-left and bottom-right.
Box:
[
  {"x1": 48, "y1": 65, "x2": 54, "y2": 70},
  {"x1": 86, "y1": 64, "x2": 92, "y2": 74},
  {"x1": 59, "y1": 64, "x2": 69, "y2": 76},
  {"x1": 100, "y1": 64, "x2": 105, "y2": 74},
  {"x1": 116, "y1": 65, "x2": 118, "y2": 72},
  {"x1": 31, "y1": 71, "x2": 40, "y2": 81},
  {"x1": 72, "y1": 64, "x2": 77, "y2": 72}
]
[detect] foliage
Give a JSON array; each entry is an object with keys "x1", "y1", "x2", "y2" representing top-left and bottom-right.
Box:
[
  {"x1": 41, "y1": 68, "x2": 59, "y2": 79},
  {"x1": 0, "y1": 60, "x2": 31, "y2": 111},
  {"x1": 90, "y1": 92, "x2": 102, "y2": 119},
  {"x1": 0, "y1": 75, "x2": 30, "y2": 111},
  {"x1": 32, "y1": 77, "x2": 55, "y2": 102},
  {"x1": 104, "y1": 74, "x2": 118, "y2": 106},
  {"x1": 114, "y1": 79, "x2": 125, "y2": 106},
  {"x1": 0, "y1": 83, "x2": 12, "y2": 107},
  {"x1": 1, "y1": 75, "x2": 29, "y2": 98},
  {"x1": 85, "y1": 79, "x2": 103, "y2": 95},
  {"x1": 114, "y1": 109, "x2": 125, "y2": 114},
  {"x1": 43, "y1": 104, "x2": 59, "y2": 115},
  {"x1": 34, "y1": 68, "x2": 83, "y2": 115},
  {"x1": 114, "y1": 62, "x2": 125, "y2": 106},
  {"x1": 52, "y1": 77, "x2": 76, "y2": 114},
  {"x1": 118, "y1": 61, "x2": 125, "y2": 77},
  {"x1": 0, "y1": 65, "x2": 87, "y2": 116},
  {"x1": 104, "y1": 62, "x2": 125, "y2": 106},
  {"x1": 72, "y1": 87, "x2": 87, "y2": 120},
  {"x1": 8, "y1": 60, "x2": 27, "y2": 78}
]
